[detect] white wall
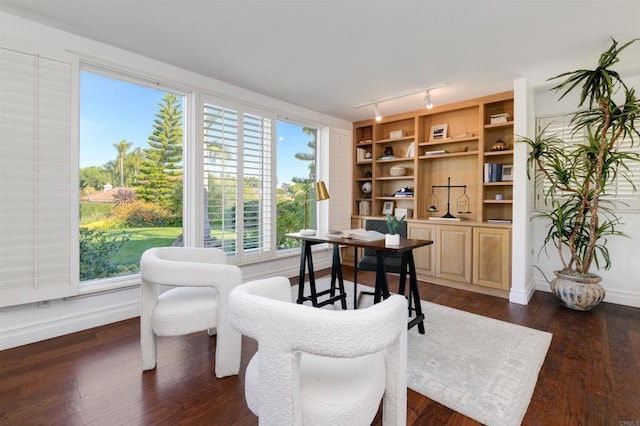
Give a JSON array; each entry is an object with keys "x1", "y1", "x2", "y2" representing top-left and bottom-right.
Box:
[
  {"x1": 531, "y1": 75, "x2": 640, "y2": 307},
  {"x1": 0, "y1": 12, "x2": 351, "y2": 350}
]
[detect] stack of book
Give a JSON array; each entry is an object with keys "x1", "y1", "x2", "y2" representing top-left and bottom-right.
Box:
[
  {"x1": 484, "y1": 163, "x2": 503, "y2": 182},
  {"x1": 356, "y1": 147, "x2": 369, "y2": 162},
  {"x1": 394, "y1": 188, "x2": 414, "y2": 197}
]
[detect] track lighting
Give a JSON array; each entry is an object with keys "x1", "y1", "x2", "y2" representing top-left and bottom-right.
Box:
[
  {"x1": 425, "y1": 91, "x2": 433, "y2": 109},
  {"x1": 374, "y1": 104, "x2": 382, "y2": 122},
  {"x1": 353, "y1": 83, "x2": 447, "y2": 119}
]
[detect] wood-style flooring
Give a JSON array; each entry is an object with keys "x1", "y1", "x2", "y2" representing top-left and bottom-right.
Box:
[{"x1": 1, "y1": 267, "x2": 639, "y2": 425}]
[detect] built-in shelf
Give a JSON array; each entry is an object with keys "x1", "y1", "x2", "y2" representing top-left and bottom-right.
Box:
[
  {"x1": 484, "y1": 149, "x2": 514, "y2": 157},
  {"x1": 483, "y1": 199, "x2": 513, "y2": 204},
  {"x1": 484, "y1": 121, "x2": 514, "y2": 129},
  {"x1": 419, "y1": 150, "x2": 478, "y2": 160},
  {"x1": 483, "y1": 181, "x2": 513, "y2": 186}
]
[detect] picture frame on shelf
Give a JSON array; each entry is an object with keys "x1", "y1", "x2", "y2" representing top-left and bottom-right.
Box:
[
  {"x1": 430, "y1": 124, "x2": 448, "y2": 141},
  {"x1": 382, "y1": 201, "x2": 394, "y2": 215},
  {"x1": 502, "y1": 164, "x2": 513, "y2": 181}
]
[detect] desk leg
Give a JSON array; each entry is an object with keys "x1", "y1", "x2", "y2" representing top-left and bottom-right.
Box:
[
  {"x1": 399, "y1": 254, "x2": 408, "y2": 297},
  {"x1": 306, "y1": 242, "x2": 319, "y2": 307},
  {"x1": 374, "y1": 251, "x2": 390, "y2": 304},
  {"x1": 296, "y1": 242, "x2": 308, "y2": 304},
  {"x1": 353, "y1": 247, "x2": 358, "y2": 309},
  {"x1": 400, "y1": 252, "x2": 411, "y2": 317},
  {"x1": 330, "y1": 244, "x2": 347, "y2": 310},
  {"x1": 407, "y1": 251, "x2": 425, "y2": 334}
]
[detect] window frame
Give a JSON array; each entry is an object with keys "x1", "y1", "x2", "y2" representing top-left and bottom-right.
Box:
[{"x1": 78, "y1": 63, "x2": 190, "y2": 293}]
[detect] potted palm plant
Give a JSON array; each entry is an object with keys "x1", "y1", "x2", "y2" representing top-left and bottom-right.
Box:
[{"x1": 519, "y1": 38, "x2": 640, "y2": 310}]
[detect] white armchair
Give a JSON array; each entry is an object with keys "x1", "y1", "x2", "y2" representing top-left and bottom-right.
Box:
[
  {"x1": 229, "y1": 276, "x2": 407, "y2": 425},
  {"x1": 140, "y1": 247, "x2": 242, "y2": 378}
]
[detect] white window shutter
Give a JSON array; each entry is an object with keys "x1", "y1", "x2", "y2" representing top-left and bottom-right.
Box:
[
  {"x1": 201, "y1": 97, "x2": 274, "y2": 263},
  {"x1": 0, "y1": 44, "x2": 77, "y2": 307},
  {"x1": 536, "y1": 113, "x2": 640, "y2": 211}
]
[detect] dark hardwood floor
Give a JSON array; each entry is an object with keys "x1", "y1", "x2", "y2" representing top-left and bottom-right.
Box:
[{"x1": 1, "y1": 267, "x2": 639, "y2": 425}]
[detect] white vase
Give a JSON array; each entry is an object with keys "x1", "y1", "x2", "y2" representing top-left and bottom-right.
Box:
[{"x1": 385, "y1": 233, "x2": 400, "y2": 246}]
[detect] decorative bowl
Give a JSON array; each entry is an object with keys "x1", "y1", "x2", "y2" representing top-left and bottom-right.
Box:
[
  {"x1": 491, "y1": 139, "x2": 508, "y2": 151},
  {"x1": 390, "y1": 166, "x2": 407, "y2": 177}
]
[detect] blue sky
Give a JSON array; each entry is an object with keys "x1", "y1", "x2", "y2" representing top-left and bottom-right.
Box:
[{"x1": 80, "y1": 71, "x2": 313, "y2": 186}]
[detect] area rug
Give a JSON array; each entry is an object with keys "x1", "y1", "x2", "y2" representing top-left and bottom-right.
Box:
[{"x1": 292, "y1": 278, "x2": 552, "y2": 426}]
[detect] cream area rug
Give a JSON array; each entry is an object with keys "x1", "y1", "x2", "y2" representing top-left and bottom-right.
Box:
[{"x1": 293, "y1": 277, "x2": 552, "y2": 426}]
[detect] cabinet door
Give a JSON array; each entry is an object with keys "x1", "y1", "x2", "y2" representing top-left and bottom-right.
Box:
[
  {"x1": 436, "y1": 226, "x2": 472, "y2": 283},
  {"x1": 473, "y1": 227, "x2": 511, "y2": 290},
  {"x1": 408, "y1": 223, "x2": 436, "y2": 277}
]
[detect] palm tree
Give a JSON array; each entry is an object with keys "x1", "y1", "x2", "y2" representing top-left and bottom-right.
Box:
[
  {"x1": 113, "y1": 139, "x2": 133, "y2": 187},
  {"x1": 126, "y1": 147, "x2": 143, "y2": 185}
]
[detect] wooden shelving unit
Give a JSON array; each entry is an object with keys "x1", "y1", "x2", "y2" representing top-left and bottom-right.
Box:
[
  {"x1": 350, "y1": 91, "x2": 515, "y2": 296},
  {"x1": 353, "y1": 91, "x2": 514, "y2": 223}
]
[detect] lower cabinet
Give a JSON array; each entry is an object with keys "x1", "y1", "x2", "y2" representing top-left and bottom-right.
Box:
[
  {"x1": 347, "y1": 219, "x2": 512, "y2": 295},
  {"x1": 408, "y1": 221, "x2": 511, "y2": 295},
  {"x1": 472, "y1": 227, "x2": 511, "y2": 290}
]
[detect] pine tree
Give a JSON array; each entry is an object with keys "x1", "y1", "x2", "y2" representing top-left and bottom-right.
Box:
[{"x1": 136, "y1": 93, "x2": 183, "y2": 211}]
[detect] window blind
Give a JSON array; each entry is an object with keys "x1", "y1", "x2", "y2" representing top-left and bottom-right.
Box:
[
  {"x1": 202, "y1": 100, "x2": 273, "y2": 262},
  {"x1": 536, "y1": 113, "x2": 640, "y2": 211},
  {"x1": 0, "y1": 44, "x2": 76, "y2": 307}
]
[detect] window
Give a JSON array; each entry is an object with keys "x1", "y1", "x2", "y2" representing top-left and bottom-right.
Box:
[
  {"x1": 79, "y1": 69, "x2": 184, "y2": 284},
  {"x1": 276, "y1": 121, "x2": 318, "y2": 250},
  {"x1": 1, "y1": 42, "x2": 329, "y2": 308},
  {"x1": 202, "y1": 96, "x2": 319, "y2": 261},
  {"x1": 536, "y1": 113, "x2": 640, "y2": 210}
]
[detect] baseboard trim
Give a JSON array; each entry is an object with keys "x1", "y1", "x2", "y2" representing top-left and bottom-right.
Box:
[
  {"x1": 0, "y1": 300, "x2": 139, "y2": 350},
  {"x1": 534, "y1": 279, "x2": 640, "y2": 308}
]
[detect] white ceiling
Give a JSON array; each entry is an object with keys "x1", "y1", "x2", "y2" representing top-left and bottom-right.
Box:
[{"x1": 1, "y1": 1, "x2": 639, "y2": 122}]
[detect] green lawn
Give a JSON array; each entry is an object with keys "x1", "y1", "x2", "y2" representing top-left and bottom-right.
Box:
[{"x1": 107, "y1": 227, "x2": 183, "y2": 269}]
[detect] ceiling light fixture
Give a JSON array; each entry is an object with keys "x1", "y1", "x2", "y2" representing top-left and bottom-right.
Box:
[
  {"x1": 353, "y1": 83, "x2": 447, "y2": 119},
  {"x1": 425, "y1": 91, "x2": 433, "y2": 109},
  {"x1": 374, "y1": 104, "x2": 382, "y2": 122}
]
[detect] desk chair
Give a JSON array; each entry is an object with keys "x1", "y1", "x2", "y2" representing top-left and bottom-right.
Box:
[
  {"x1": 229, "y1": 276, "x2": 408, "y2": 425},
  {"x1": 356, "y1": 219, "x2": 408, "y2": 305}
]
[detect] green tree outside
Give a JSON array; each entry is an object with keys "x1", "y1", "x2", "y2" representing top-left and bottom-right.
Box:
[
  {"x1": 113, "y1": 139, "x2": 133, "y2": 187},
  {"x1": 136, "y1": 93, "x2": 183, "y2": 213}
]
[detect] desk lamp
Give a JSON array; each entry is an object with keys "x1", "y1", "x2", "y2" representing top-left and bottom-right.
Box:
[{"x1": 300, "y1": 181, "x2": 330, "y2": 235}]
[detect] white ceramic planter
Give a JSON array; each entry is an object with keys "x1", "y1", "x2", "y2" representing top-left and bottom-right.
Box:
[{"x1": 385, "y1": 233, "x2": 400, "y2": 246}]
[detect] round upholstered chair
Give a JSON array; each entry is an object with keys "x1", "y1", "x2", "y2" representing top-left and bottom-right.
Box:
[{"x1": 229, "y1": 276, "x2": 408, "y2": 425}]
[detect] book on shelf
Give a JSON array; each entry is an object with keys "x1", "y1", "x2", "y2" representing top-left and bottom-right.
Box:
[
  {"x1": 356, "y1": 147, "x2": 367, "y2": 162},
  {"x1": 341, "y1": 228, "x2": 386, "y2": 241},
  {"x1": 425, "y1": 149, "x2": 446, "y2": 156},
  {"x1": 405, "y1": 142, "x2": 415, "y2": 158},
  {"x1": 487, "y1": 219, "x2": 512, "y2": 223},
  {"x1": 484, "y1": 163, "x2": 503, "y2": 182}
]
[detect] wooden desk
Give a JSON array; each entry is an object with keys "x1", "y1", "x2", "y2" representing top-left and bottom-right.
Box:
[{"x1": 286, "y1": 231, "x2": 433, "y2": 333}]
